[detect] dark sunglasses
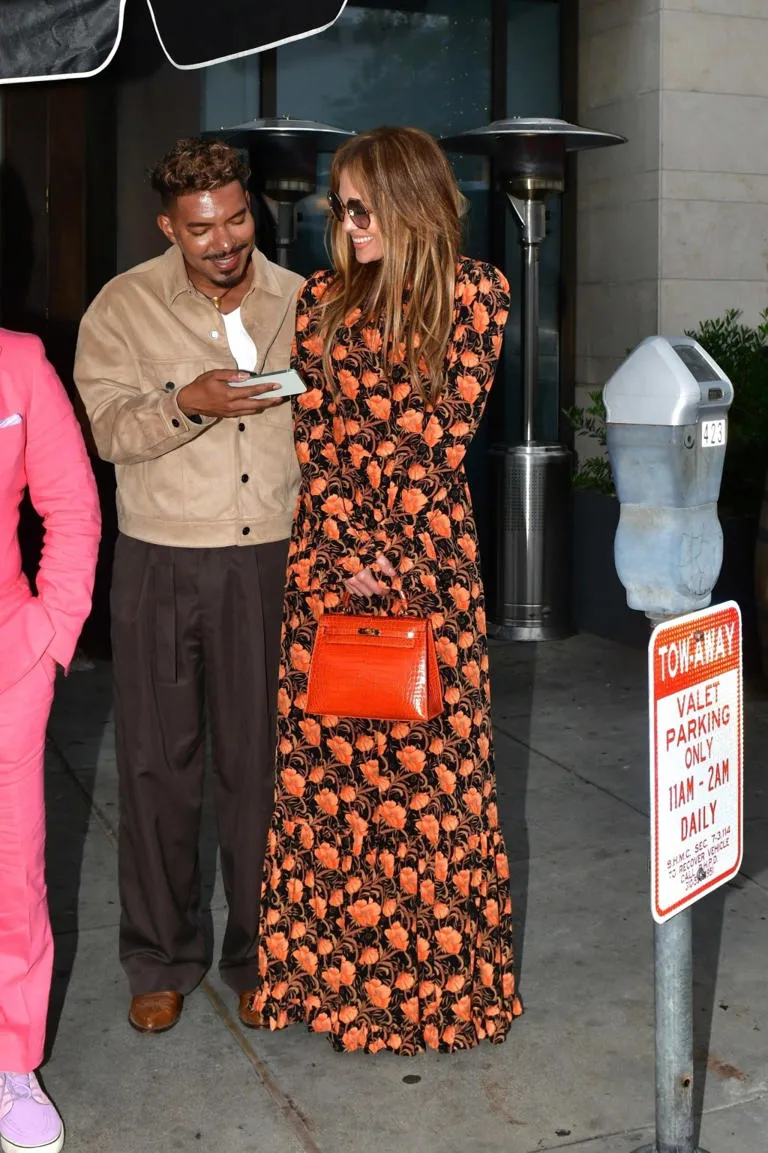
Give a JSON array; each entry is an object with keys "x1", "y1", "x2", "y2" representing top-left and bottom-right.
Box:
[{"x1": 327, "y1": 190, "x2": 372, "y2": 230}]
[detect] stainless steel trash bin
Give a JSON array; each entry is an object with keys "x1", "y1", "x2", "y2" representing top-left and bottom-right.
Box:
[{"x1": 488, "y1": 442, "x2": 573, "y2": 640}]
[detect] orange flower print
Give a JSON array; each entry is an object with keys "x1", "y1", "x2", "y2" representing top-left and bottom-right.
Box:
[
  {"x1": 395, "y1": 972, "x2": 414, "y2": 990},
  {"x1": 472, "y1": 300, "x2": 490, "y2": 334},
  {"x1": 420, "y1": 879, "x2": 435, "y2": 905},
  {"x1": 314, "y1": 843, "x2": 340, "y2": 871},
  {"x1": 326, "y1": 736, "x2": 353, "y2": 765},
  {"x1": 397, "y1": 409, "x2": 424, "y2": 434},
  {"x1": 376, "y1": 800, "x2": 407, "y2": 829},
  {"x1": 478, "y1": 734, "x2": 490, "y2": 760},
  {"x1": 434, "y1": 852, "x2": 449, "y2": 882},
  {"x1": 423, "y1": 415, "x2": 444, "y2": 447},
  {"x1": 355, "y1": 735, "x2": 374, "y2": 752},
  {"x1": 416, "y1": 814, "x2": 440, "y2": 846},
  {"x1": 464, "y1": 787, "x2": 482, "y2": 816},
  {"x1": 342, "y1": 1026, "x2": 369, "y2": 1053},
  {"x1": 403, "y1": 997, "x2": 420, "y2": 1024},
  {"x1": 502, "y1": 972, "x2": 516, "y2": 999},
  {"x1": 365, "y1": 979, "x2": 392, "y2": 1009},
  {"x1": 445, "y1": 445, "x2": 466, "y2": 471},
  {"x1": 385, "y1": 922, "x2": 410, "y2": 951},
  {"x1": 396, "y1": 746, "x2": 426, "y2": 774},
  {"x1": 360, "y1": 947, "x2": 379, "y2": 965},
  {"x1": 448, "y1": 712, "x2": 472, "y2": 739},
  {"x1": 366, "y1": 394, "x2": 391, "y2": 421},
  {"x1": 309, "y1": 895, "x2": 327, "y2": 919},
  {"x1": 299, "y1": 718, "x2": 322, "y2": 745},
  {"x1": 436, "y1": 764, "x2": 456, "y2": 796},
  {"x1": 428, "y1": 511, "x2": 452, "y2": 538},
  {"x1": 461, "y1": 660, "x2": 481, "y2": 689},
  {"x1": 312, "y1": 1014, "x2": 333, "y2": 1033},
  {"x1": 366, "y1": 460, "x2": 382, "y2": 489},
  {"x1": 478, "y1": 960, "x2": 494, "y2": 988},
  {"x1": 423, "y1": 1024, "x2": 440, "y2": 1050},
  {"x1": 448, "y1": 584, "x2": 471, "y2": 611},
  {"x1": 496, "y1": 852, "x2": 510, "y2": 880},
  {"x1": 290, "y1": 643, "x2": 311, "y2": 672},
  {"x1": 280, "y1": 768, "x2": 306, "y2": 797},
  {"x1": 286, "y1": 877, "x2": 304, "y2": 903},
  {"x1": 266, "y1": 932, "x2": 289, "y2": 961},
  {"x1": 349, "y1": 899, "x2": 382, "y2": 927},
  {"x1": 453, "y1": 869, "x2": 471, "y2": 897},
  {"x1": 484, "y1": 899, "x2": 500, "y2": 927},
  {"x1": 400, "y1": 488, "x2": 429, "y2": 516},
  {"x1": 457, "y1": 374, "x2": 481, "y2": 404},
  {"x1": 316, "y1": 789, "x2": 339, "y2": 817},
  {"x1": 293, "y1": 945, "x2": 318, "y2": 975},
  {"x1": 435, "y1": 927, "x2": 463, "y2": 955},
  {"x1": 399, "y1": 867, "x2": 418, "y2": 895},
  {"x1": 435, "y1": 636, "x2": 458, "y2": 667},
  {"x1": 445, "y1": 974, "x2": 465, "y2": 994},
  {"x1": 339, "y1": 959, "x2": 356, "y2": 985},
  {"x1": 409, "y1": 792, "x2": 430, "y2": 811},
  {"x1": 417, "y1": 937, "x2": 430, "y2": 962},
  {"x1": 338, "y1": 369, "x2": 359, "y2": 399},
  {"x1": 453, "y1": 995, "x2": 472, "y2": 1022},
  {"x1": 362, "y1": 326, "x2": 383, "y2": 353},
  {"x1": 297, "y1": 385, "x2": 323, "y2": 409}
]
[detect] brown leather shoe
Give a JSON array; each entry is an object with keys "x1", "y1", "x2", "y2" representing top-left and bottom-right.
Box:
[
  {"x1": 238, "y1": 990, "x2": 263, "y2": 1029},
  {"x1": 129, "y1": 991, "x2": 183, "y2": 1033}
]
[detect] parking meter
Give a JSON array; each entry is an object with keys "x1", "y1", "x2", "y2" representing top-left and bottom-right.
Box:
[{"x1": 603, "y1": 336, "x2": 734, "y2": 619}]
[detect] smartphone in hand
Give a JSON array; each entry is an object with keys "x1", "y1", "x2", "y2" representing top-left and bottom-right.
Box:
[{"x1": 227, "y1": 368, "x2": 307, "y2": 399}]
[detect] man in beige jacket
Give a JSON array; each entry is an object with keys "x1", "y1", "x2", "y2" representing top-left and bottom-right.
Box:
[{"x1": 75, "y1": 138, "x2": 302, "y2": 1035}]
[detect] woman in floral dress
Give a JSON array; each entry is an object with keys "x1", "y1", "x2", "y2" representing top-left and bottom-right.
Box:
[{"x1": 252, "y1": 126, "x2": 523, "y2": 1054}]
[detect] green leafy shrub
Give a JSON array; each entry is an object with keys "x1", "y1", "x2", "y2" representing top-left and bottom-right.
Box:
[
  {"x1": 565, "y1": 308, "x2": 768, "y2": 513},
  {"x1": 685, "y1": 308, "x2": 768, "y2": 516},
  {"x1": 563, "y1": 389, "x2": 615, "y2": 495}
]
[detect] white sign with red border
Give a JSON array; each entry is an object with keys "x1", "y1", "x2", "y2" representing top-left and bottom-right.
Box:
[{"x1": 650, "y1": 601, "x2": 743, "y2": 923}]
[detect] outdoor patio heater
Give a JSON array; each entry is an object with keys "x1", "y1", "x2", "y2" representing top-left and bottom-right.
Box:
[
  {"x1": 210, "y1": 116, "x2": 355, "y2": 267},
  {"x1": 442, "y1": 117, "x2": 625, "y2": 640}
]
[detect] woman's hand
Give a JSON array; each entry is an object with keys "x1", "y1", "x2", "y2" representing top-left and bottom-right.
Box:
[{"x1": 344, "y1": 552, "x2": 397, "y2": 598}]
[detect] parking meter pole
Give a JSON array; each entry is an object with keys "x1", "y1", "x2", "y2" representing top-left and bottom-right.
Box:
[
  {"x1": 633, "y1": 907, "x2": 708, "y2": 1153},
  {"x1": 506, "y1": 194, "x2": 546, "y2": 444},
  {"x1": 604, "y1": 338, "x2": 734, "y2": 1153}
]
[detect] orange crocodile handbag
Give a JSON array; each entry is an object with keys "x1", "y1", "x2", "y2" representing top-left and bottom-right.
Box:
[{"x1": 305, "y1": 609, "x2": 443, "y2": 723}]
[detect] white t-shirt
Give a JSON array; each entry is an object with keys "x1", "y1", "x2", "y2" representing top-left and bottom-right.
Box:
[{"x1": 222, "y1": 307, "x2": 258, "y2": 372}]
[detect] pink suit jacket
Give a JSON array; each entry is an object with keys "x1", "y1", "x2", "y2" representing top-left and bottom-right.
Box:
[{"x1": 0, "y1": 328, "x2": 101, "y2": 694}]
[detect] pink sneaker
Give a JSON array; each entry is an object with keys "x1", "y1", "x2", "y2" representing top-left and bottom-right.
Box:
[{"x1": 0, "y1": 1073, "x2": 64, "y2": 1153}]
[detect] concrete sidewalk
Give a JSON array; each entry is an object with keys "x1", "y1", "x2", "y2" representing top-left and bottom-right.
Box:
[{"x1": 41, "y1": 633, "x2": 768, "y2": 1153}]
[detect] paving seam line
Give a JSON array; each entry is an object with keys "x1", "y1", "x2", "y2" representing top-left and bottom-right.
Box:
[
  {"x1": 530, "y1": 1086, "x2": 768, "y2": 1153},
  {"x1": 46, "y1": 730, "x2": 323, "y2": 1153}
]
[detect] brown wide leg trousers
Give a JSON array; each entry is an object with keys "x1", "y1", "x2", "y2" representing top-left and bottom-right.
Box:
[{"x1": 110, "y1": 533, "x2": 289, "y2": 996}]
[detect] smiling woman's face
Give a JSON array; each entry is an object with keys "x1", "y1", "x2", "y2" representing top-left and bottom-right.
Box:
[{"x1": 338, "y1": 170, "x2": 383, "y2": 264}]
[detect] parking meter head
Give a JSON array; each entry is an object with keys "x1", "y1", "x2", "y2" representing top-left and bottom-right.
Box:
[{"x1": 603, "y1": 336, "x2": 733, "y2": 617}]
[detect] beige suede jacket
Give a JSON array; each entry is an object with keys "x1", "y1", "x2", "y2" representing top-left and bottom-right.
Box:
[{"x1": 74, "y1": 245, "x2": 302, "y2": 548}]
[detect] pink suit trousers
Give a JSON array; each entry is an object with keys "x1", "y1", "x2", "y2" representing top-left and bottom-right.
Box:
[
  {"x1": 0, "y1": 328, "x2": 100, "y2": 1072},
  {"x1": 0, "y1": 659, "x2": 55, "y2": 1072}
]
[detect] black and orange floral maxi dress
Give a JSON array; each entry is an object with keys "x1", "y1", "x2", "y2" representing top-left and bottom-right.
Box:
[{"x1": 253, "y1": 257, "x2": 523, "y2": 1054}]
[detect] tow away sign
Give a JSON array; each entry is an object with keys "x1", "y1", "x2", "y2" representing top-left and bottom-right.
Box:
[{"x1": 650, "y1": 601, "x2": 743, "y2": 923}]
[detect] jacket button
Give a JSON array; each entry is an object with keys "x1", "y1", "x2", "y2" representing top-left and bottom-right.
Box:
[
  {"x1": 238, "y1": 422, "x2": 246, "y2": 431},
  {"x1": 242, "y1": 526, "x2": 250, "y2": 536},
  {"x1": 241, "y1": 473, "x2": 249, "y2": 483},
  {"x1": 171, "y1": 418, "x2": 180, "y2": 428},
  {"x1": 165, "y1": 381, "x2": 175, "y2": 390}
]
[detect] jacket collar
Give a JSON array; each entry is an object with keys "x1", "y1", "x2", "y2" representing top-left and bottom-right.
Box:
[{"x1": 163, "y1": 244, "x2": 286, "y2": 306}]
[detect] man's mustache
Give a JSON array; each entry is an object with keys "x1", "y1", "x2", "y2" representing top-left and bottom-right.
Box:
[{"x1": 205, "y1": 244, "x2": 247, "y2": 262}]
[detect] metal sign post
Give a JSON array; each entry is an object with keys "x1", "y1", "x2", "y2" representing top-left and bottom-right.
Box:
[{"x1": 633, "y1": 601, "x2": 743, "y2": 1153}]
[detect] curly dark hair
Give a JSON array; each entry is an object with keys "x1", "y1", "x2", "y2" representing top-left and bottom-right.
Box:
[{"x1": 148, "y1": 138, "x2": 250, "y2": 208}]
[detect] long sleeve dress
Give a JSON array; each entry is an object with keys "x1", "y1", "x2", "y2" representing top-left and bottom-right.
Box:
[{"x1": 253, "y1": 257, "x2": 523, "y2": 1054}]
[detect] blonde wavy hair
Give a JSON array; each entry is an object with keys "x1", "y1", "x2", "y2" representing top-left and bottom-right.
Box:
[{"x1": 319, "y1": 126, "x2": 465, "y2": 405}]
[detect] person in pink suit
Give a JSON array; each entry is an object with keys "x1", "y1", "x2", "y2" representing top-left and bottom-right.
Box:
[{"x1": 0, "y1": 329, "x2": 100, "y2": 1153}]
